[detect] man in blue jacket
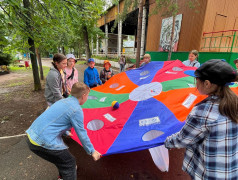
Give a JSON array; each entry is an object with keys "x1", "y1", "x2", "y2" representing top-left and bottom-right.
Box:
[{"x1": 84, "y1": 58, "x2": 102, "y2": 88}]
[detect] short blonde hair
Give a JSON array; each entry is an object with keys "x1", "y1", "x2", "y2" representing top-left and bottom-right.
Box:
[
  {"x1": 71, "y1": 82, "x2": 90, "y2": 99},
  {"x1": 143, "y1": 54, "x2": 151, "y2": 59}
]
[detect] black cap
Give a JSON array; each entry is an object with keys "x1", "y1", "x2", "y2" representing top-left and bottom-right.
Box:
[{"x1": 194, "y1": 59, "x2": 237, "y2": 85}]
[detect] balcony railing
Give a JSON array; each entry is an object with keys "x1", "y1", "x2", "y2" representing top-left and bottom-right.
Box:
[{"x1": 201, "y1": 30, "x2": 238, "y2": 52}]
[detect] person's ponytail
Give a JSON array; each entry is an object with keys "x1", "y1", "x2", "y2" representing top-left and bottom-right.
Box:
[
  {"x1": 52, "y1": 62, "x2": 58, "y2": 70},
  {"x1": 216, "y1": 86, "x2": 238, "y2": 123}
]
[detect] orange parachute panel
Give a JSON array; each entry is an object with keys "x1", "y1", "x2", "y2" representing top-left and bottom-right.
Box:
[
  {"x1": 154, "y1": 88, "x2": 207, "y2": 122},
  {"x1": 92, "y1": 72, "x2": 138, "y2": 94}
]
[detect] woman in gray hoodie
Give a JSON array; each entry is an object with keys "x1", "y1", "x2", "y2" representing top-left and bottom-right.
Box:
[{"x1": 44, "y1": 53, "x2": 68, "y2": 106}]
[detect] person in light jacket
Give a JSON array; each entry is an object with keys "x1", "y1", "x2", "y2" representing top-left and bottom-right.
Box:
[
  {"x1": 182, "y1": 50, "x2": 200, "y2": 68},
  {"x1": 26, "y1": 82, "x2": 101, "y2": 180}
]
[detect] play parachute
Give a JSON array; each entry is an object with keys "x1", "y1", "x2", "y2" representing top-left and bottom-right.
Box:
[{"x1": 71, "y1": 60, "x2": 238, "y2": 157}]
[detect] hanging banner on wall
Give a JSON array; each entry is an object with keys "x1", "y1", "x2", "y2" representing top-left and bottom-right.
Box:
[{"x1": 159, "y1": 14, "x2": 183, "y2": 52}]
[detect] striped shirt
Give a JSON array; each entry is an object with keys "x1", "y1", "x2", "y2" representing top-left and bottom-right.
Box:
[{"x1": 165, "y1": 96, "x2": 238, "y2": 180}]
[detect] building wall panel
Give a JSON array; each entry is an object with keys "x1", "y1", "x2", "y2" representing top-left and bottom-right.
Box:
[
  {"x1": 146, "y1": 0, "x2": 207, "y2": 52},
  {"x1": 201, "y1": 0, "x2": 238, "y2": 52},
  {"x1": 98, "y1": 0, "x2": 238, "y2": 53}
]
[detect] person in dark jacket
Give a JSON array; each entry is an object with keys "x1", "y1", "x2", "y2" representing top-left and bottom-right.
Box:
[
  {"x1": 45, "y1": 53, "x2": 68, "y2": 106},
  {"x1": 84, "y1": 58, "x2": 102, "y2": 88},
  {"x1": 100, "y1": 60, "x2": 114, "y2": 84}
]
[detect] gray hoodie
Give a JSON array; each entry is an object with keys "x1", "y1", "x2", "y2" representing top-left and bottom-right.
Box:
[{"x1": 44, "y1": 67, "x2": 65, "y2": 104}]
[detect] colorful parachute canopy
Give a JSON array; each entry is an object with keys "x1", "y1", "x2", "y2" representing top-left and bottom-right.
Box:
[{"x1": 71, "y1": 60, "x2": 238, "y2": 156}]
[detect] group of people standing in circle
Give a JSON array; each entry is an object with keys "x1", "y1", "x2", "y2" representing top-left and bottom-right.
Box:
[
  {"x1": 26, "y1": 50, "x2": 238, "y2": 180},
  {"x1": 44, "y1": 49, "x2": 201, "y2": 106},
  {"x1": 44, "y1": 53, "x2": 117, "y2": 105}
]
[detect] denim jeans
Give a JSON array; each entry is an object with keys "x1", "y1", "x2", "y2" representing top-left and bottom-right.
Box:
[
  {"x1": 26, "y1": 137, "x2": 77, "y2": 180},
  {"x1": 120, "y1": 64, "x2": 125, "y2": 72}
]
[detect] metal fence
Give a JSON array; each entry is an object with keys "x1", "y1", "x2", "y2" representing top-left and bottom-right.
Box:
[
  {"x1": 201, "y1": 30, "x2": 238, "y2": 52},
  {"x1": 93, "y1": 52, "x2": 136, "y2": 59}
]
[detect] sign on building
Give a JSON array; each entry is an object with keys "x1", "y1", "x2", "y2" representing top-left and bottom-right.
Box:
[{"x1": 159, "y1": 14, "x2": 183, "y2": 52}]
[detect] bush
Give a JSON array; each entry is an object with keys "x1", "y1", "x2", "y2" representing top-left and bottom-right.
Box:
[{"x1": 0, "y1": 52, "x2": 12, "y2": 66}]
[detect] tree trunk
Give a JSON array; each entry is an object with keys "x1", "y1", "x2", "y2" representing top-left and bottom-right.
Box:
[
  {"x1": 28, "y1": 38, "x2": 42, "y2": 90},
  {"x1": 36, "y1": 47, "x2": 44, "y2": 80},
  {"x1": 74, "y1": 48, "x2": 78, "y2": 58},
  {"x1": 83, "y1": 26, "x2": 91, "y2": 60},
  {"x1": 78, "y1": 42, "x2": 81, "y2": 58},
  {"x1": 96, "y1": 35, "x2": 99, "y2": 55},
  {"x1": 136, "y1": 0, "x2": 143, "y2": 68},
  {"x1": 91, "y1": 38, "x2": 94, "y2": 55},
  {"x1": 105, "y1": 23, "x2": 108, "y2": 56},
  {"x1": 23, "y1": 0, "x2": 41, "y2": 90},
  {"x1": 62, "y1": 46, "x2": 65, "y2": 55},
  {"x1": 168, "y1": 15, "x2": 176, "y2": 61},
  {"x1": 117, "y1": 20, "x2": 122, "y2": 57}
]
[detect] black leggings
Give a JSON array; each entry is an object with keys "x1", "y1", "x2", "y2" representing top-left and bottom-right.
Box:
[
  {"x1": 89, "y1": 84, "x2": 97, "y2": 88},
  {"x1": 26, "y1": 138, "x2": 77, "y2": 180}
]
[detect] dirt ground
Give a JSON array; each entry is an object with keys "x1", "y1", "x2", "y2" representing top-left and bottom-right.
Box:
[
  {"x1": 0, "y1": 60, "x2": 190, "y2": 180},
  {"x1": 0, "y1": 71, "x2": 47, "y2": 137},
  {"x1": 0, "y1": 60, "x2": 89, "y2": 137}
]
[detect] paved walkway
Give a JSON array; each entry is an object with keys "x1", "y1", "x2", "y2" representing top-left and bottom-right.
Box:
[{"x1": 0, "y1": 136, "x2": 189, "y2": 180}]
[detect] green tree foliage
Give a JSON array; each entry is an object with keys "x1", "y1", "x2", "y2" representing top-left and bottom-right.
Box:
[
  {"x1": 0, "y1": 0, "x2": 106, "y2": 56},
  {"x1": 0, "y1": 26, "x2": 8, "y2": 51},
  {"x1": 0, "y1": 14, "x2": 12, "y2": 66},
  {"x1": 0, "y1": 53, "x2": 12, "y2": 66},
  {"x1": 0, "y1": 0, "x2": 105, "y2": 89}
]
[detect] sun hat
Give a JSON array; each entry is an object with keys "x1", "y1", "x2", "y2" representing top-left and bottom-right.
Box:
[
  {"x1": 66, "y1": 54, "x2": 77, "y2": 63},
  {"x1": 185, "y1": 59, "x2": 237, "y2": 85},
  {"x1": 103, "y1": 60, "x2": 111, "y2": 67}
]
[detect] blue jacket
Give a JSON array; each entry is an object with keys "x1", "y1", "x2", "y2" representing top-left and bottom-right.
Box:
[
  {"x1": 84, "y1": 67, "x2": 102, "y2": 87},
  {"x1": 26, "y1": 96, "x2": 94, "y2": 155}
]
